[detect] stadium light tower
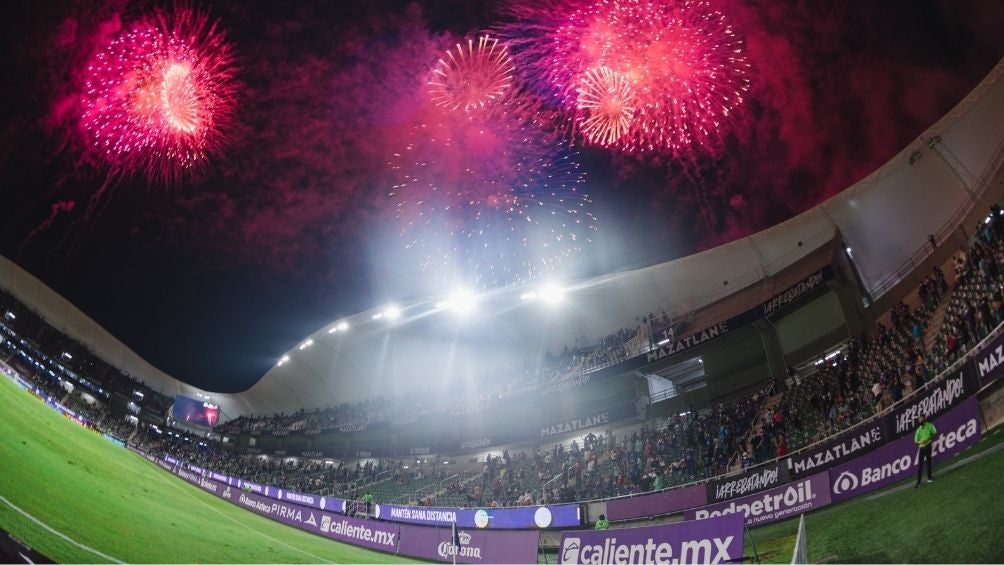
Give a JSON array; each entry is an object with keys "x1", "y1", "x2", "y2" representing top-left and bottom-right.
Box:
[
  {"x1": 437, "y1": 287, "x2": 477, "y2": 315},
  {"x1": 538, "y1": 283, "x2": 566, "y2": 305}
]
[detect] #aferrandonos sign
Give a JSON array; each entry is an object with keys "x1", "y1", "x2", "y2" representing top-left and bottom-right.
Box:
[
  {"x1": 829, "y1": 397, "x2": 981, "y2": 502},
  {"x1": 884, "y1": 366, "x2": 975, "y2": 439},
  {"x1": 707, "y1": 460, "x2": 789, "y2": 503},
  {"x1": 558, "y1": 513, "x2": 744, "y2": 565},
  {"x1": 685, "y1": 472, "x2": 831, "y2": 527}
]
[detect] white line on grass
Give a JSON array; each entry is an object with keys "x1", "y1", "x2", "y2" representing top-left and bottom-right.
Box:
[
  {"x1": 0, "y1": 495, "x2": 123, "y2": 563},
  {"x1": 145, "y1": 469, "x2": 336, "y2": 563}
]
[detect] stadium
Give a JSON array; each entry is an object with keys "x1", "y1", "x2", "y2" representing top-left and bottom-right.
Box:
[{"x1": 2, "y1": 1, "x2": 1004, "y2": 564}]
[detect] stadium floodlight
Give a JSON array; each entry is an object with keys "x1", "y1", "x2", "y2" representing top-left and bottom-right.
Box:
[
  {"x1": 538, "y1": 283, "x2": 566, "y2": 305},
  {"x1": 520, "y1": 292, "x2": 536, "y2": 301},
  {"x1": 372, "y1": 312, "x2": 383, "y2": 320},
  {"x1": 62, "y1": 352, "x2": 73, "y2": 360},
  {"x1": 298, "y1": 339, "x2": 314, "y2": 350},
  {"x1": 277, "y1": 354, "x2": 290, "y2": 366},
  {"x1": 328, "y1": 326, "x2": 337, "y2": 334},
  {"x1": 438, "y1": 288, "x2": 477, "y2": 315},
  {"x1": 4, "y1": 311, "x2": 14, "y2": 320},
  {"x1": 337, "y1": 321, "x2": 349, "y2": 331},
  {"x1": 383, "y1": 306, "x2": 401, "y2": 320}
]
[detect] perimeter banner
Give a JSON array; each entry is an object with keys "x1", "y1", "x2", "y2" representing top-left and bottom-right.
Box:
[
  {"x1": 828, "y1": 396, "x2": 981, "y2": 502},
  {"x1": 397, "y1": 524, "x2": 539, "y2": 564},
  {"x1": 557, "y1": 513, "x2": 744, "y2": 565},
  {"x1": 785, "y1": 418, "x2": 887, "y2": 479},
  {"x1": 375, "y1": 503, "x2": 580, "y2": 529},
  {"x1": 174, "y1": 469, "x2": 400, "y2": 553},
  {"x1": 973, "y1": 330, "x2": 1004, "y2": 387},
  {"x1": 882, "y1": 365, "x2": 977, "y2": 439},
  {"x1": 684, "y1": 472, "x2": 831, "y2": 527},
  {"x1": 707, "y1": 460, "x2": 789, "y2": 503},
  {"x1": 605, "y1": 483, "x2": 707, "y2": 520}
]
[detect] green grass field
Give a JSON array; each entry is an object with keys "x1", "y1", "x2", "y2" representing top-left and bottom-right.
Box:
[
  {"x1": 743, "y1": 426, "x2": 1004, "y2": 564},
  {"x1": 0, "y1": 374, "x2": 419, "y2": 563},
  {"x1": 3, "y1": 372, "x2": 1004, "y2": 563}
]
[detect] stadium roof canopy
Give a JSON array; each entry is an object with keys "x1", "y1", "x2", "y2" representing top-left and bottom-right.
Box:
[{"x1": 2, "y1": 60, "x2": 1003, "y2": 420}]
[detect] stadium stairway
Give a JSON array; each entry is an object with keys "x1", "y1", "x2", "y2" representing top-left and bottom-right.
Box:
[{"x1": 922, "y1": 298, "x2": 953, "y2": 352}]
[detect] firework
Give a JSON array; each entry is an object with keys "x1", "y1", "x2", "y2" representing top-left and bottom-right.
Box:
[
  {"x1": 500, "y1": 0, "x2": 750, "y2": 154},
  {"x1": 79, "y1": 7, "x2": 237, "y2": 182},
  {"x1": 428, "y1": 35, "x2": 516, "y2": 113},
  {"x1": 388, "y1": 109, "x2": 596, "y2": 288},
  {"x1": 576, "y1": 66, "x2": 635, "y2": 146}
]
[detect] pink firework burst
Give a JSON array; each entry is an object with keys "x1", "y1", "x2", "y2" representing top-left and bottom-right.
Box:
[
  {"x1": 428, "y1": 35, "x2": 516, "y2": 113},
  {"x1": 576, "y1": 66, "x2": 635, "y2": 146},
  {"x1": 501, "y1": 0, "x2": 750, "y2": 155},
  {"x1": 79, "y1": 7, "x2": 237, "y2": 182}
]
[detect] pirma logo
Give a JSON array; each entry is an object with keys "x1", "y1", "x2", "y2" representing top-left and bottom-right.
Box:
[
  {"x1": 561, "y1": 538, "x2": 581, "y2": 564},
  {"x1": 832, "y1": 471, "x2": 859, "y2": 495}
]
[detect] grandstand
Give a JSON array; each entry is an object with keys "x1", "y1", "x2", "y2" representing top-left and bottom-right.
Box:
[{"x1": 1, "y1": 45, "x2": 1004, "y2": 565}]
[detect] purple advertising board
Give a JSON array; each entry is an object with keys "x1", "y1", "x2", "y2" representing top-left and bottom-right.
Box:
[
  {"x1": 785, "y1": 417, "x2": 887, "y2": 479},
  {"x1": 606, "y1": 483, "x2": 708, "y2": 521},
  {"x1": 398, "y1": 523, "x2": 539, "y2": 564},
  {"x1": 707, "y1": 460, "x2": 789, "y2": 503},
  {"x1": 557, "y1": 513, "x2": 745, "y2": 565},
  {"x1": 972, "y1": 330, "x2": 1004, "y2": 387},
  {"x1": 684, "y1": 472, "x2": 831, "y2": 527},
  {"x1": 376, "y1": 502, "x2": 580, "y2": 529},
  {"x1": 828, "y1": 396, "x2": 982, "y2": 502},
  {"x1": 883, "y1": 364, "x2": 976, "y2": 439},
  {"x1": 174, "y1": 467, "x2": 400, "y2": 553}
]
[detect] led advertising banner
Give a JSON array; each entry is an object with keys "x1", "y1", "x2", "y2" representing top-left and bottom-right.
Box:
[
  {"x1": 375, "y1": 503, "x2": 580, "y2": 529},
  {"x1": 557, "y1": 513, "x2": 744, "y2": 565}
]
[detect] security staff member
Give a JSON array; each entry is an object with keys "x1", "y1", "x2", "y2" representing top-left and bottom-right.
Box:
[
  {"x1": 594, "y1": 514, "x2": 610, "y2": 530},
  {"x1": 914, "y1": 413, "x2": 937, "y2": 488}
]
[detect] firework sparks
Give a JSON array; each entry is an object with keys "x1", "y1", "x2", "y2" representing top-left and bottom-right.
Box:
[
  {"x1": 576, "y1": 66, "x2": 635, "y2": 146},
  {"x1": 428, "y1": 35, "x2": 516, "y2": 112},
  {"x1": 501, "y1": 0, "x2": 750, "y2": 155},
  {"x1": 79, "y1": 7, "x2": 237, "y2": 182},
  {"x1": 388, "y1": 108, "x2": 596, "y2": 288}
]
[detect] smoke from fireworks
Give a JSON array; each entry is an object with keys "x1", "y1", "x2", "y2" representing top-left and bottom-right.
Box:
[
  {"x1": 389, "y1": 106, "x2": 595, "y2": 288},
  {"x1": 79, "y1": 7, "x2": 238, "y2": 182},
  {"x1": 500, "y1": 0, "x2": 750, "y2": 155},
  {"x1": 428, "y1": 35, "x2": 516, "y2": 112}
]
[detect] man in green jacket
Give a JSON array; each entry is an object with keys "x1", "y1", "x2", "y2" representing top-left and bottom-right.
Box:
[
  {"x1": 362, "y1": 492, "x2": 374, "y2": 517},
  {"x1": 594, "y1": 514, "x2": 610, "y2": 530},
  {"x1": 914, "y1": 413, "x2": 937, "y2": 488}
]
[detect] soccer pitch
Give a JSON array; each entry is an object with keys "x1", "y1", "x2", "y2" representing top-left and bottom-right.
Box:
[
  {"x1": 3, "y1": 372, "x2": 1004, "y2": 563},
  {"x1": 0, "y1": 375, "x2": 418, "y2": 563}
]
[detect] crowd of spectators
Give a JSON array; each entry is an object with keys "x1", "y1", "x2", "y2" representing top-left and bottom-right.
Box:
[{"x1": 431, "y1": 388, "x2": 767, "y2": 507}]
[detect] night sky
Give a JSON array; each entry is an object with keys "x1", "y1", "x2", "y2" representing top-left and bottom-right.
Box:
[{"x1": 1, "y1": 0, "x2": 1002, "y2": 393}]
